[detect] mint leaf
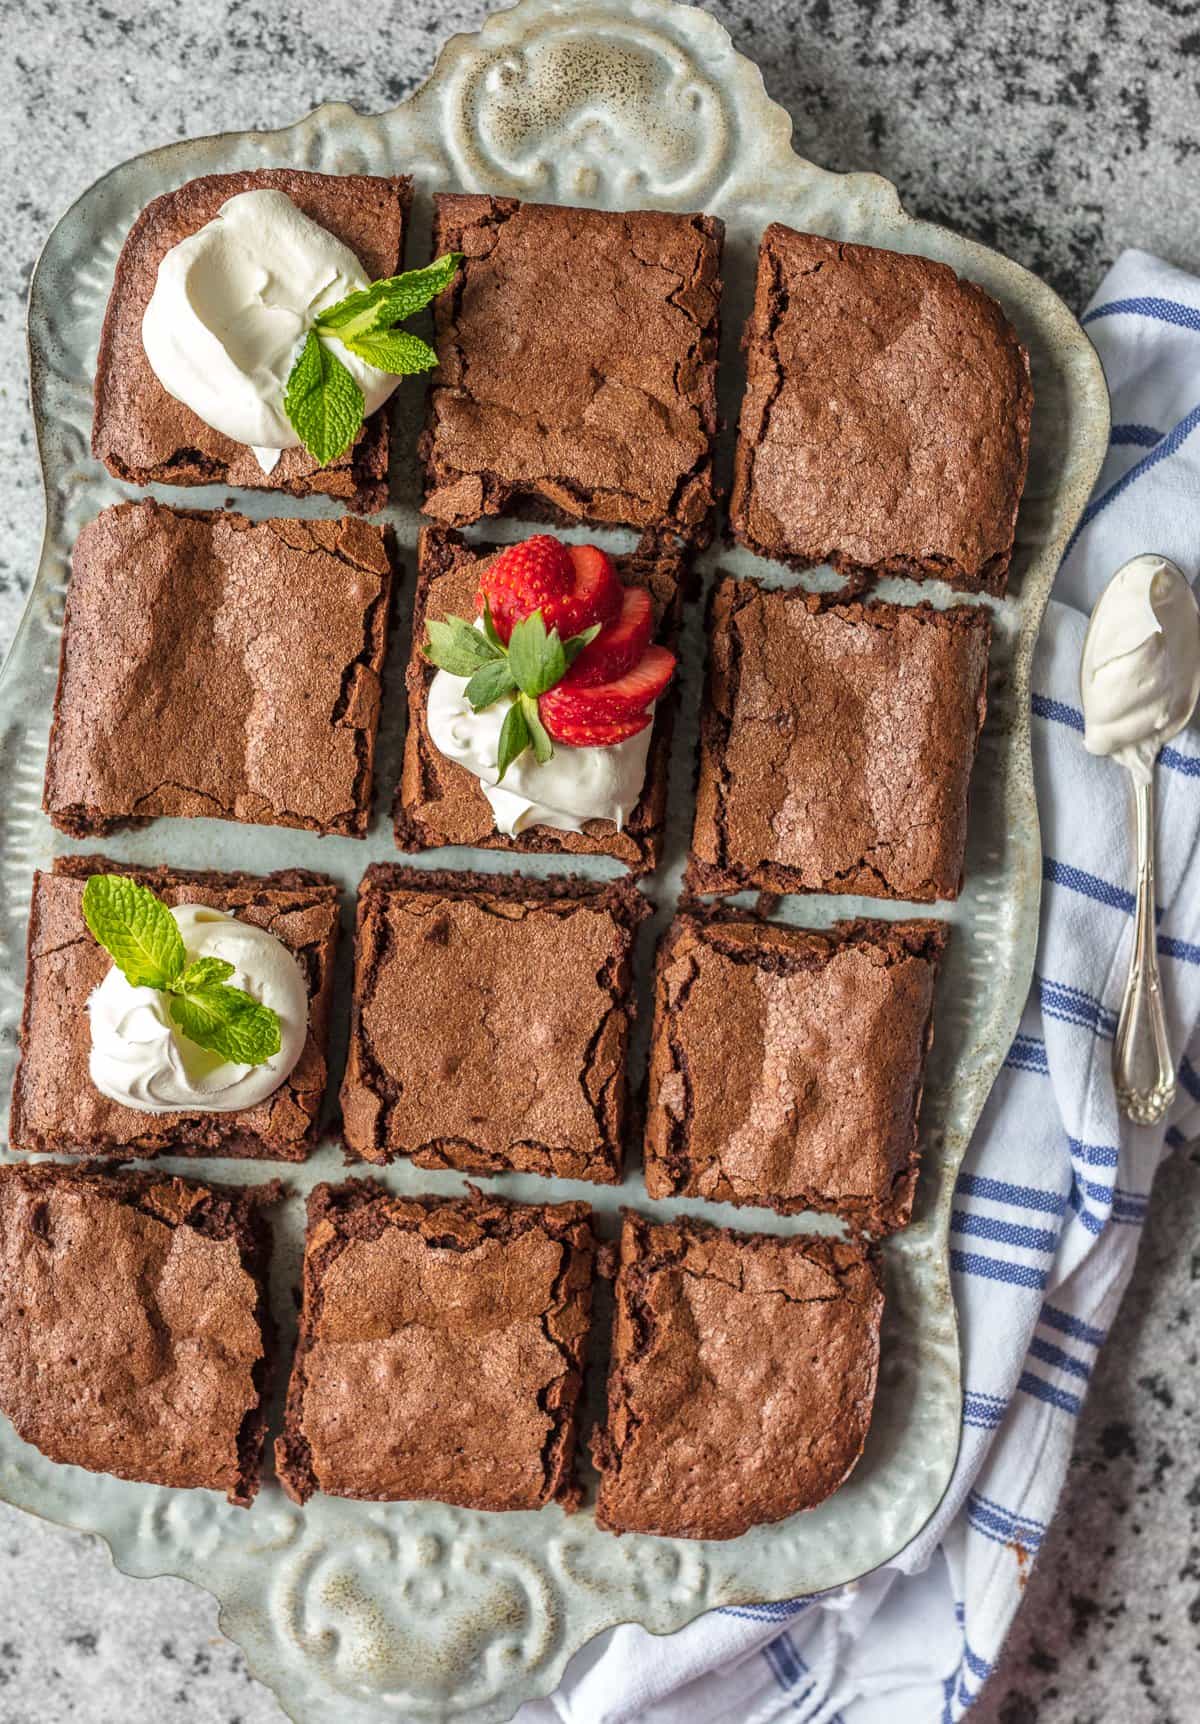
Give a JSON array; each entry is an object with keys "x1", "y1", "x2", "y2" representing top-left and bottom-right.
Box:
[
  {"x1": 343, "y1": 328, "x2": 438, "y2": 375},
  {"x1": 508, "y1": 611, "x2": 567, "y2": 697},
  {"x1": 178, "y1": 955, "x2": 235, "y2": 990},
  {"x1": 464, "y1": 659, "x2": 517, "y2": 711},
  {"x1": 563, "y1": 623, "x2": 602, "y2": 668},
  {"x1": 283, "y1": 330, "x2": 364, "y2": 466},
  {"x1": 169, "y1": 983, "x2": 281, "y2": 1066},
  {"x1": 425, "y1": 615, "x2": 504, "y2": 677},
  {"x1": 315, "y1": 253, "x2": 463, "y2": 340},
  {"x1": 522, "y1": 693, "x2": 554, "y2": 765},
  {"x1": 496, "y1": 700, "x2": 531, "y2": 782},
  {"x1": 82, "y1": 875, "x2": 186, "y2": 991}
]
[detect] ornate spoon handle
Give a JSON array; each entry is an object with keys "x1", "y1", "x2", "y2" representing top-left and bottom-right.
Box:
[{"x1": 1113, "y1": 772, "x2": 1175, "y2": 1124}]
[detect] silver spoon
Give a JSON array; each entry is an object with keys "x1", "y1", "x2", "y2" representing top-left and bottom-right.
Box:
[{"x1": 1080, "y1": 554, "x2": 1200, "y2": 1125}]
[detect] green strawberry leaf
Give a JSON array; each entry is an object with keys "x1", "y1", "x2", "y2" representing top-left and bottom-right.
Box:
[
  {"x1": 343, "y1": 328, "x2": 438, "y2": 375},
  {"x1": 424, "y1": 615, "x2": 504, "y2": 677},
  {"x1": 481, "y1": 598, "x2": 505, "y2": 652},
  {"x1": 496, "y1": 699, "x2": 531, "y2": 783},
  {"x1": 315, "y1": 252, "x2": 464, "y2": 340},
  {"x1": 562, "y1": 622, "x2": 602, "y2": 668},
  {"x1": 522, "y1": 693, "x2": 554, "y2": 765},
  {"x1": 169, "y1": 983, "x2": 281, "y2": 1067},
  {"x1": 81, "y1": 875, "x2": 186, "y2": 992},
  {"x1": 464, "y1": 659, "x2": 518, "y2": 711},
  {"x1": 283, "y1": 330, "x2": 365, "y2": 466},
  {"x1": 508, "y1": 610, "x2": 568, "y2": 698}
]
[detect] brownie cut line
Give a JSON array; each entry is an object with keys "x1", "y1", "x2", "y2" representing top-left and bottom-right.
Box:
[
  {"x1": 591, "y1": 1212, "x2": 884, "y2": 1539},
  {"x1": 688, "y1": 576, "x2": 992, "y2": 902},
  {"x1": 340, "y1": 866, "x2": 649, "y2": 1182},
  {"x1": 396, "y1": 526, "x2": 687, "y2": 873},
  {"x1": 44, "y1": 501, "x2": 395, "y2": 839},
  {"x1": 0, "y1": 1162, "x2": 278, "y2": 1507},
  {"x1": 730, "y1": 224, "x2": 1033, "y2": 595},
  {"x1": 420, "y1": 196, "x2": 724, "y2": 544},
  {"x1": 92, "y1": 168, "x2": 413, "y2": 512},
  {"x1": 8, "y1": 856, "x2": 340, "y2": 1162},
  {"x1": 643, "y1": 911, "x2": 947, "y2": 1231},
  {"x1": 275, "y1": 1182, "x2": 597, "y2": 1511}
]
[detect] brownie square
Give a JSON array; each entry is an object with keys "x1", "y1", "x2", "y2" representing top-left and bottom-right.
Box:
[
  {"x1": 592, "y1": 1213, "x2": 883, "y2": 1539},
  {"x1": 44, "y1": 501, "x2": 394, "y2": 839},
  {"x1": 730, "y1": 225, "x2": 1033, "y2": 595},
  {"x1": 340, "y1": 867, "x2": 648, "y2": 1181},
  {"x1": 9, "y1": 857, "x2": 339, "y2": 1162},
  {"x1": 0, "y1": 1163, "x2": 277, "y2": 1506},
  {"x1": 688, "y1": 578, "x2": 991, "y2": 902},
  {"x1": 396, "y1": 527, "x2": 686, "y2": 872},
  {"x1": 420, "y1": 197, "x2": 723, "y2": 543},
  {"x1": 644, "y1": 913, "x2": 946, "y2": 1231},
  {"x1": 276, "y1": 1183, "x2": 596, "y2": 1510},
  {"x1": 92, "y1": 169, "x2": 413, "y2": 513}
]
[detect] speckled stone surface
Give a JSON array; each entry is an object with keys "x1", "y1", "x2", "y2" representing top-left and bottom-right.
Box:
[{"x1": 0, "y1": 2, "x2": 1198, "y2": 1720}]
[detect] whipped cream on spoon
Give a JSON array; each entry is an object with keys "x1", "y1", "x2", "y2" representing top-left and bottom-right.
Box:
[{"x1": 1080, "y1": 553, "x2": 1200, "y2": 1123}]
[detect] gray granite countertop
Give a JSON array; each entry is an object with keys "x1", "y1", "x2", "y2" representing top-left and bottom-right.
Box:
[{"x1": 0, "y1": 2, "x2": 1198, "y2": 1719}]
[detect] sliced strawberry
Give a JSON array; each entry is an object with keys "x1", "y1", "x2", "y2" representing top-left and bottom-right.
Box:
[
  {"x1": 556, "y1": 544, "x2": 623, "y2": 638},
  {"x1": 477, "y1": 535, "x2": 574, "y2": 644},
  {"x1": 563, "y1": 586, "x2": 654, "y2": 687},
  {"x1": 540, "y1": 645, "x2": 676, "y2": 743},
  {"x1": 539, "y1": 706, "x2": 654, "y2": 748}
]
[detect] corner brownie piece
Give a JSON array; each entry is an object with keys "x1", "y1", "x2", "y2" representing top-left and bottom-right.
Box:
[
  {"x1": 44, "y1": 501, "x2": 394, "y2": 839},
  {"x1": 93, "y1": 169, "x2": 412, "y2": 513},
  {"x1": 276, "y1": 1183, "x2": 596, "y2": 1510},
  {"x1": 340, "y1": 868, "x2": 648, "y2": 1181},
  {"x1": 730, "y1": 225, "x2": 1033, "y2": 595},
  {"x1": 0, "y1": 1163, "x2": 277, "y2": 1506},
  {"x1": 644, "y1": 913, "x2": 946, "y2": 1231},
  {"x1": 592, "y1": 1213, "x2": 883, "y2": 1539},
  {"x1": 9, "y1": 857, "x2": 339, "y2": 1161},
  {"x1": 688, "y1": 578, "x2": 991, "y2": 902},
  {"x1": 421, "y1": 197, "x2": 723, "y2": 543},
  {"x1": 396, "y1": 527, "x2": 686, "y2": 872}
]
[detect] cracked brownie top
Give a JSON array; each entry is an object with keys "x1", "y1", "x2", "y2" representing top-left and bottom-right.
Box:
[
  {"x1": 644, "y1": 911, "x2": 946, "y2": 1232},
  {"x1": 275, "y1": 1181, "x2": 597, "y2": 1511},
  {"x1": 420, "y1": 196, "x2": 724, "y2": 544},
  {"x1": 730, "y1": 223, "x2": 1033, "y2": 595},
  {"x1": 44, "y1": 500, "x2": 394, "y2": 839},
  {"x1": 340, "y1": 866, "x2": 648, "y2": 1181},
  {"x1": 592, "y1": 1211, "x2": 884, "y2": 1540},
  {"x1": 9, "y1": 856, "x2": 339, "y2": 1161},
  {"x1": 687, "y1": 576, "x2": 992, "y2": 902}
]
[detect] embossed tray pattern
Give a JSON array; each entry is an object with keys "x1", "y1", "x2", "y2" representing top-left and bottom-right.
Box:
[{"x1": 0, "y1": 2, "x2": 1109, "y2": 1720}]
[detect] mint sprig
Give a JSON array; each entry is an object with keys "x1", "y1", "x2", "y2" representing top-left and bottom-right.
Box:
[
  {"x1": 81, "y1": 876, "x2": 282, "y2": 1067},
  {"x1": 424, "y1": 604, "x2": 599, "y2": 781},
  {"x1": 282, "y1": 252, "x2": 462, "y2": 466}
]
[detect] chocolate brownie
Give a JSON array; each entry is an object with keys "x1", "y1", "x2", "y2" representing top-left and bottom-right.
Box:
[
  {"x1": 44, "y1": 501, "x2": 394, "y2": 839},
  {"x1": 0, "y1": 1163, "x2": 277, "y2": 1506},
  {"x1": 644, "y1": 912, "x2": 946, "y2": 1231},
  {"x1": 396, "y1": 527, "x2": 686, "y2": 872},
  {"x1": 92, "y1": 169, "x2": 412, "y2": 512},
  {"x1": 9, "y1": 857, "x2": 339, "y2": 1161},
  {"x1": 276, "y1": 1182, "x2": 596, "y2": 1510},
  {"x1": 730, "y1": 225, "x2": 1033, "y2": 595},
  {"x1": 688, "y1": 578, "x2": 991, "y2": 902},
  {"x1": 340, "y1": 867, "x2": 648, "y2": 1181},
  {"x1": 592, "y1": 1213, "x2": 884, "y2": 1539},
  {"x1": 420, "y1": 197, "x2": 723, "y2": 543}
]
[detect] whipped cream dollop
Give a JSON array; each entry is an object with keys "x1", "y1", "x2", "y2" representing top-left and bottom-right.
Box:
[
  {"x1": 427, "y1": 658, "x2": 655, "y2": 838},
  {"x1": 1080, "y1": 553, "x2": 1200, "y2": 783},
  {"x1": 88, "y1": 905, "x2": 309, "y2": 1114},
  {"x1": 141, "y1": 188, "x2": 398, "y2": 473}
]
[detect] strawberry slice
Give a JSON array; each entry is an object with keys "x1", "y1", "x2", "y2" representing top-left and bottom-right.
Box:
[
  {"x1": 538, "y1": 707, "x2": 654, "y2": 748},
  {"x1": 540, "y1": 645, "x2": 676, "y2": 743},
  {"x1": 476, "y1": 538, "x2": 622, "y2": 644},
  {"x1": 563, "y1": 586, "x2": 654, "y2": 687}
]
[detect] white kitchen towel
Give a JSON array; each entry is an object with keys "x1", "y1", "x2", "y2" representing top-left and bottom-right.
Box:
[{"x1": 520, "y1": 248, "x2": 1200, "y2": 1724}]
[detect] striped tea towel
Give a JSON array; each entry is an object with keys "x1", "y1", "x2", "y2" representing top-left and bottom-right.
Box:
[{"x1": 518, "y1": 248, "x2": 1200, "y2": 1724}]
